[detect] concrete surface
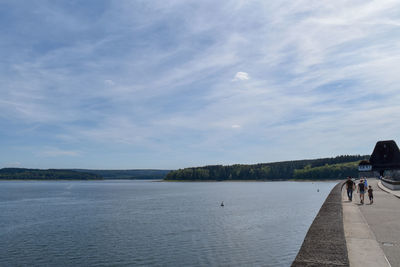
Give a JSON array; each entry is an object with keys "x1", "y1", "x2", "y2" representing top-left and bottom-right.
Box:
[
  {"x1": 292, "y1": 183, "x2": 349, "y2": 266},
  {"x1": 357, "y1": 179, "x2": 400, "y2": 267},
  {"x1": 378, "y1": 181, "x2": 400, "y2": 198},
  {"x1": 342, "y1": 187, "x2": 390, "y2": 267},
  {"x1": 293, "y1": 180, "x2": 400, "y2": 267}
]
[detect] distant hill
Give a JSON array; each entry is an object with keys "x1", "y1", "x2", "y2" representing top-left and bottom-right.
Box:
[
  {"x1": 0, "y1": 168, "x2": 102, "y2": 180},
  {"x1": 0, "y1": 168, "x2": 171, "y2": 180},
  {"x1": 165, "y1": 155, "x2": 369, "y2": 181},
  {"x1": 74, "y1": 169, "x2": 171, "y2": 180}
]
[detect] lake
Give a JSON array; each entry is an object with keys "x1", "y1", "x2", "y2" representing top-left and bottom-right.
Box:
[{"x1": 0, "y1": 180, "x2": 336, "y2": 266}]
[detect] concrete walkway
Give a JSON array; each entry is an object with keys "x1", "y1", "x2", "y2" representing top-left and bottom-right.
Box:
[
  {"x1": 358, "y1": 179, "x2": 400, "y2": 266},
  {"x1": 342, "y1": 184, "x2": 390, "y2": 267},
  {"x1": 343, "y1": 179, "x2": 400, "y2": 267}
]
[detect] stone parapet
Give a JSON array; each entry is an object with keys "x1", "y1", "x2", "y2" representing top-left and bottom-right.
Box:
[{"x1": 292, "y1": 182, "x2": 349, "y2": 266}]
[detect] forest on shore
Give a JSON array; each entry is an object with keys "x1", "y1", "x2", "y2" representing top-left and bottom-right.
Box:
[
  {"x1": 0, "y1": 168, "x2": 102, "y2": 180},
  {"x1": 0, "y1": 168, "x2": 170, "y2": 180},
  {"x1": 74, "y1": 169, "x2": 171, "y2": 179},
  {"x1": 1, "y1": 155, "x2": 369, "y2": 181},
  {"x1": 165, "y1": 155, "x2": 369, "y2": 181}
]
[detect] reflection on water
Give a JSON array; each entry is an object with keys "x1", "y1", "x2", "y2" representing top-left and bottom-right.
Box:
[{"x1": 0, "y1": 180, "x2": 335, "y2": 266}]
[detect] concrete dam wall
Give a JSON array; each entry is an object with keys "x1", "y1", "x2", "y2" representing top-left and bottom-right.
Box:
[{"x1": 292, "y1": 182, "x2": 349, "y2": 266}]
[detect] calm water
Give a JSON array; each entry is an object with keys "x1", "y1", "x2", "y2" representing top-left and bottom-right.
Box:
[{"x1": 0, "y1": 180, "x2": 336, "y2": 266}]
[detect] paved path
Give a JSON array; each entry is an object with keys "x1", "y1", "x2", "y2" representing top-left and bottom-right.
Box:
[
  {"x1": 342, "y1": 183, "x2": 389, "y2": 267},
  {"x1": 343, "y1": 179, "x2": 400, "y2": 267},
  {"x1": 358, "y1": 179, "x2": 400, "y2": 266}
]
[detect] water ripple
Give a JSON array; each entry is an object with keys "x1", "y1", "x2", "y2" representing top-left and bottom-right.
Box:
[{"x1": 0, "y1": 180, "x2": 335, "y2": 266}]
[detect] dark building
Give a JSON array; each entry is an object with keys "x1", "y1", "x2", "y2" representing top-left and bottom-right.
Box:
[{"x1": 361, "y1": 140, "x2": 400, "y2": 190}]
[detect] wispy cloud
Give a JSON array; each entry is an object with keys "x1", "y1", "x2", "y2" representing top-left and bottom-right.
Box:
[{"x1": 1, "y1": 0, "x2": 400, "y2": 168}]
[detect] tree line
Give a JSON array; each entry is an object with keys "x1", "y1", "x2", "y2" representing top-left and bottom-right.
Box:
[
  {"x1": 74, "y1": 169, "x2": 171, "y2": 179},
  {"x1": 165, "y1": 155, "x2": 368, "y2": 181},
  {"x1": 0, "y1": 168, "x2": 102, "y2": 180}
]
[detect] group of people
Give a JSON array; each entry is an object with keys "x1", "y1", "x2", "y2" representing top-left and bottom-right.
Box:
[{"x1": 345, "y1": 176, "x2": 374, "y2": 204}]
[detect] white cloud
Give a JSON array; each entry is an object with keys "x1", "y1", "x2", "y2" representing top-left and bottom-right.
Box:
[
  {"x1": 233, "y1": 72, "x2": 250, "y2": 81},
  {"x1": 231, "y1": 124, "x2": 241, "y2": 129}
]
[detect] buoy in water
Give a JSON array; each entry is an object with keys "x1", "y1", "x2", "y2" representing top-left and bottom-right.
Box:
[{"x1": 220, "y1": 201, "x2": 224, "y2": 207}]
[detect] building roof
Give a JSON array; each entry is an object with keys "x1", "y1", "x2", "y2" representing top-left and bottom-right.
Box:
[
  {"x1": 369, "y1": 140, "x2": 400, "y2": 170},
  {"x1": 359, "y1": 160, "x2": 371, "y2": 166}
]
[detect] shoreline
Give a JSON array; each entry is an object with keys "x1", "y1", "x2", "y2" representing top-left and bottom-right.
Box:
[
  {"x1": 0, "y1": 179, "x2": 104, "y2": 181},
  {"x1": 162, "y1": 179, "x2": 341, "y2": 182},
  {"x1": 0, "y1": 179, "x2": 341, "y2": 182}
]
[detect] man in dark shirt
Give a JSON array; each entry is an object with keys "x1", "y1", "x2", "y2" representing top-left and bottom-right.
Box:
[{"x1": 345, "y1": 176, "x2": 355, "y2": 201}]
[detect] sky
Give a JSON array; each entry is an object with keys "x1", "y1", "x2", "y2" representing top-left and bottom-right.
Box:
[{"x1": 1, "y1": 0, "x2": 400, "y2": 169}]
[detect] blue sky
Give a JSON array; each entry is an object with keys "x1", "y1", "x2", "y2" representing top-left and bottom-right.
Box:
[{"x1": 1, "y1": 0, "x2": 400, "y2": 169}]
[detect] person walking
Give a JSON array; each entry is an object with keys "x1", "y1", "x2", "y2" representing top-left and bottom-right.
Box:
[
  {"x1": 345, "y1": 176, "x2": 355, "y2": 201},
  {"x1": 357, "y1": 178, "x2": 366, "y2": 204},
  {"x1": 368, "y1": 185, "x2": 374, "y2": 204}
]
